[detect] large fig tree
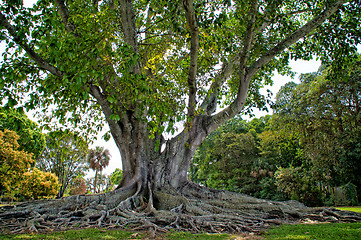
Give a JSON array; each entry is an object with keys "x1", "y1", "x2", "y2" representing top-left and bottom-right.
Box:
[{"x1": 0, "y1": 0, "x2": 360, "y2": 234}]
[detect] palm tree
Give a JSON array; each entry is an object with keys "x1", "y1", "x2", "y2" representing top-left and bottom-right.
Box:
[{"x1": 87, "y1": 146, "x2": 111, "y2": 193}]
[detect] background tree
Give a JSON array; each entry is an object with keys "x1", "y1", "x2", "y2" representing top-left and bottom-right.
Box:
[
  {"x1": 193, "y1": 117, "x2": 260, "y2": 191},
  {"x1": 37, "y1": 130, "x2": 89, "y2": 198},
  {"x1": 264, "y1": 57, "x2": 361, "y2": 205},
  {"x1": 68, "y1": 176, "x2": 87, "y2": 196},
  {"x1": 109, "y1": 168, "x2": 123, "y2": 190},
  {"x1": 1, "y1": 0, "x2": 360, "y2": 233},
  {"x1": 87, "y1": 146, "x2": 111, "y2": 193},
  {"x1": 0, "y1": 107, "x2": 45, "y2": 159}
]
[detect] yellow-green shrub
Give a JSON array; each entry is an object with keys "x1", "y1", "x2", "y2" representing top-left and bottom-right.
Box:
[
  {"x1": 20, "y1": 168, "x2": 60, "y2": 200},
  {"x1": 0, "y1": 129, "x2": 34, "y2": 195}
]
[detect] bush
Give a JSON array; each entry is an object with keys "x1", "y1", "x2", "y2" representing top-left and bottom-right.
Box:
[
  {"x1": 19, "y1": 168, "x2": 59, "y2": 200},
  {"x1": 69, "y1": 177, "x2": 87, "y2": 195},
  {"x1": 0, "y1": 129, "x2": 34, "y2": 196},
  {"x1": 275, "y1": 166, "x2": 324, "y2": 206}
]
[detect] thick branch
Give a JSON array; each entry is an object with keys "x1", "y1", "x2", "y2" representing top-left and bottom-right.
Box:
[
  {"x1": 207, "y1": 75, "x2": 251, "y2": 133},
  {"x1": 89, "y1": 84, "x2": 123, "y2": 140},
  {"x1": 119, "y1": 0, "x2": 142, "y2": 77},
  {"x1": 0, "y1": 12, "x2": 63, "y2": 78},
  {"x1": 239, "y1": 0, "x2": 257, "y2": 70},
  {"x1": 199, "y1": 55, "x2": 239, "y2": 115},
  {"x1": 183, "y1": 0, "x2": 199, "y2": 118},
  {"x1": 54, "y1": 0, "x2": 76, "y2": 33},
  {"x1": 206, "y1": 0, "x2": 345, "y2": 133},
  {"x1": 119, "y1": 0, "x2": 139, "y2": 52},
  {"x1": 248, "y1": 0, "x2": 346, "y2": 76}
]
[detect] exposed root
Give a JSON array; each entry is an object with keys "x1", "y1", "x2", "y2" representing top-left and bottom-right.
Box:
[{"x1": 1, "y1": 183, "x2": 361, "y2": 235}]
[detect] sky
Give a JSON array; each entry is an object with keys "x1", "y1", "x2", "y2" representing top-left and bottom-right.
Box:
[{"x1": 1, "y1": 0, "x2": 323, "y2": 177}]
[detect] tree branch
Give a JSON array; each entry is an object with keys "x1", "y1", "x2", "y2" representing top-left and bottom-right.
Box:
[
  {"x1": 207, "y1": 0, "x2": 346, "y2": 133},
  {"x1": 119, "y1": 0, "x2": 139, "y2": 51},
  {"x1": 199, "y1": 55, "x2": 239, "y2": 115},
  {"x1": 183, "y1": 0, "x2": 199, "y2": 118},
  {"x1": 54, "y1": 0, "x2": 76, "y2": 33},
  {"x1": 248, "y1": 0, "x2": 346, "y2": 76},
  {"x1": 239, "y1": 0, "x2": 257, "y2": 71},
  {"x1": 89, "y1": 84, "x2": 124, "y2": 140},
  {"x1": 0, "y1": 12, "x2": 63, "y2": 78}
]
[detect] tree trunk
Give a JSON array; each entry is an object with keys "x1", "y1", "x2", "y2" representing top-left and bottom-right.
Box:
[{"x1": 94, "y1": 171, "x2": 98, "y2": 194}]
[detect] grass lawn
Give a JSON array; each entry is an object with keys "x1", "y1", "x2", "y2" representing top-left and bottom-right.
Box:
[
  {"x1": 1, "y1": 223, "x2": 361, "y2": 240},
  {"x1": 336, "y1": 206, "x2": 361, "y2": 213},
  {"x1": 0, "y1": 228, "x2": 230, "y2": 240},
  {"x1": 263, "y1": 222, "x2": 361, "y2": 240}
]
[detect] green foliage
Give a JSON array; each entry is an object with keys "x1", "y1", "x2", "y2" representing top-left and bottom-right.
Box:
[
  {"x1": 274, "y1": 166, "x2": 323, "y2": 206},
  {"x1": 0, "y1": 129, "x2": 33, "y2": 197},
  {"x1": 0, "y1": 0, "x2": 359, "y2": 139},
  {"x1": 110, "y1": 168, "x2": 123, "y2": 186},
  {"x1": 18, "y1": 168, "x2": 59, "y2": 200},
  {"x1": 68, "y1": 177, "x2": 87, "y2": 196},
  {"x1": 193, "y1": 57, "x2": 361, "y2": 206},
  {"x1": 340, "y1": 183, "x2": 358, "y2": 206},
  {"x1": 37, "y1": 130, "x2": 89, "y2": 198},
  {"x1": 0, "y1": 107, "x2": 45, "y2": 159},
  {"x1": 192, "y1": 116, "x2": 279, "y2": 198},
  {"x1": 273, "y1": 57, "x2": 361, "y2": 205}
]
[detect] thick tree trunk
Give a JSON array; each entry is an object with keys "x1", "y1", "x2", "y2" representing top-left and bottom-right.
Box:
[{"x1": 114, "y1": 120, "x2": 194, "y2": 194}]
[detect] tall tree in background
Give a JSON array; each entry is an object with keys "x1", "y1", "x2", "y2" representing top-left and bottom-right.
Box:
[
  {"x1": 37, "y1": 130, "x2": 89, "y2": 198},
  {"x1": 0, "y1": 0, "x2": 360, "y2": 233},
  {"x1": 87, "y1": 146, "x2": 110, "y2": 193},
  {"x1": 272, "y1": 57, "x2": 361, "y2": 203},
  {"x1": 0, "y1": 107, "x2": 45, "y2": 159}
]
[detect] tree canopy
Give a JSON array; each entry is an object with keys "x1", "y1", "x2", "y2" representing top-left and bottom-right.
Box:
[
  {"x1": 0, "y1": 107, "x2": 45, "y2": 158},
  {"x1": 0, "y1": 0, "x2": 359, "y2": 138}
]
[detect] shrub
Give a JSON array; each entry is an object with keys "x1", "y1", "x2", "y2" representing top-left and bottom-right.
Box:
[{"x1": 19, "y1": 168, "x2": 59, "y2": 200}]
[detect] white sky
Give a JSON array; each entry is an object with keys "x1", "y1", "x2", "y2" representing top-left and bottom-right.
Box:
[{"x1": 1, "y1": 0, "x2": 323, "y2": 176}]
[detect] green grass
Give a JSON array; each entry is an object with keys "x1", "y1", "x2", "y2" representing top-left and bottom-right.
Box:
[
  {"x1": 0, "y1": 228, "x2": 230, "y2": 240},
  {"x1": 166, "y1": 231, "x2": 229, "y2": 240},
  {"x1": 336, "y1": 206, "x2": 361, "y2": 213},
  {"x1": 263, "y1": 222, "x2": 361, "y2": 240},
  {"x1": 1, "y1": 222, "x2": 361, "y2": 239},
  {"x1": 0, "y1": 228, "x2": 137, "y2": 240}
]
